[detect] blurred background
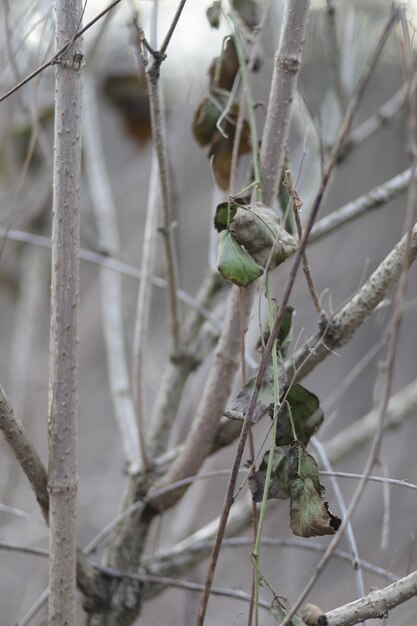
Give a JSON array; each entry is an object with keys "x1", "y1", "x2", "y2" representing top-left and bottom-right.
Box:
[{"x1": 1, "y1": 0, "x2": 417, "y2": 624}]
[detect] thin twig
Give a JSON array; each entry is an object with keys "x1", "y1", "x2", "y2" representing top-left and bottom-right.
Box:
[
  {"x1": 159, "y1": 0, "x2": 188, "y2": 58},
  {"x1": 0, "y1": 0, "x2": 125, "y2": 104},
  {"x1": 0, "y1": 385, "x2": 49, "y2": 521},
  {"x1": 325, "y1": 0, "x2": 347, "y2": 114},
  {"x1": 311, "y1": 437, "x2": 367, "y2": 623},
  {"x1": 285, "y1": 224, "x2": 417, "y2": 384},
  {"x1": 346, "y1": 72, "x2": 417, "y2": 158},
  {"x1": 133, "y1": 13, "x2": 182, "y2": 357},
  {"x1": 131, "y1": 0, "x2": 161, "y2": 469},
  {"x1": 285, "y1": 169, "x2": 326, "y2": 320},
  {"x1": 310, "y1": 167, "x2": 412, "y2": 242}
]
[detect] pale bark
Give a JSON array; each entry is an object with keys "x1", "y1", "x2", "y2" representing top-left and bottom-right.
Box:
[{"x1": 48, "y1": 0, "x2": 83, "y2": 623}]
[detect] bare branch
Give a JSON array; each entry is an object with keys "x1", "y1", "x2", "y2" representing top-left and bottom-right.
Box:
[
  {"x1": 0, "y1": 384, "x2": 49, "y2": 521},
  {"x1": 47, "y1": 1, "x2": 83, "y2": 621},
  {"x1": 325, "y1": 570, "x2": 417, "y2": 626},
  {"x1": 310, "y1": 167, "x2": 412, "y2": 243},
  {"x1": 287, "y1": 224, "x2": 417, "y2": 382},
  {"x1": 346, "y1": 72, "x2": 417, "y2": 157},
  {"x1": 325, "y1": 0, "x2": 347, "y2": 114},
  {"x1": 133, "y1": 16, "x2": 182, "y2": 357},
  {"x1": 132, "y1": 149, "x2": 159, "y2": 468},
  {"x1": 323, "y1": 379, "x2": 417, "y2": 464}
]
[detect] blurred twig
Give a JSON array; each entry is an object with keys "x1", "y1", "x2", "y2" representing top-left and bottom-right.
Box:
[
  {"x1": 0, "y1": 226, "x2": 222, "y2": 330},
  {"x1": 133, "y1": 9, "x2": 184, "y2": 358},
  {"x1": 83, "y1": 74, "x2": 141, "y2": 474},
  {"x1": 325, "y1": 0, "x2": 347, "y2": 114},
  {"x1": 310, "y1": 167, "x2": 412, "y2": 242}
]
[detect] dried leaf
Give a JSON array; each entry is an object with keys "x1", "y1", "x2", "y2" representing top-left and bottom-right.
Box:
[
  {"x1": 214, "y1": 201, "x2": 239, "y2": 232},
  {"x1": 230, "y1": 363, "x2": 285, "y2": 423},
  {"x1": 209, "y1": 37, "x2": 239, "y2": 92},
  {"x1": 103, "y1": 74, "x2": 151, "y2": 143},
  {"x1": 229, "y1": 203, "x2": 298, "y2": 269},
  {"x1": 192, "y1": 97, "x2": 225, "y2": 147},
  {"x1": 209, "y1": 119, "x2": 251, "y2": 190},
  {"x1": 289, "y1": 448, "x2": 341, "y2": 538},
  {"x1": 290, "y1": 477, "x2": 339, "y2": 537},
  {"x1": 249, "y1": 445, "x2": 301, "y2": 503},
  {"x1": 217, "y1": 230, "x2": 263, "y2": 287},
  {"x1": 276, "y1": 384, "x2": 324, "y2": 446},
  {"x1": 206, "y1": 1, "x2": 221, "y2": 28}
]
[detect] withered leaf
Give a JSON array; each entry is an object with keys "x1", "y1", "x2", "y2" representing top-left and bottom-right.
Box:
[
  {"x1": 206, "y1": 1, "x2": 221, "y2": 28},
  {"x1": 229, "y1": 203, "x2": 297, "y2": 269},
  {"x1": 290, "y1": 477, "x2": 339, "y2": 538},
  {"x1": 249, "y1": 446, "x2": 301, "y2": 503},
  {"x1": 230, "y1": 363, "x2": 286, "y2": 424},
  {"x1": 192, "y1": 97, "x2": 225, "y2": 147},
  {"x1": 103, "y1": 74, "x2": 151, "y2": 143},
  {"x1": 209, "y1": 115, "x2": 251, "y2": 190},
  {"x1": 276, "y1": 384, "x2": 324, "y2": 446},
  {"x1": 214, "y1": 201, "x2": 239, "y2": 232},
  {"x1": 289, "y1": 447, "x2": 341, "y2": 538},
  {"x1": 209, "y1": 37, "x2": 239, "y2": 92}
]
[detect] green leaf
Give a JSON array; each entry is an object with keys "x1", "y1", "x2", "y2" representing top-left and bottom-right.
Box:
[
  {"x1": 216, "y1": 230, "x2": 263, "y2": 287},
  {"x1": 276, "y1": 384, "x2": 324, "y2": 445},
  {"x1": 214, "y1": 201, "x2": 238, "y2": 232},
  {"x1": 277, "y1": 306, "x2": 294, "y2": 355},
  {"x1": 206, "y1": 1, "x2": 221, "y2": 28},
  {"x1": 229, "y1": 203, "x2": 298, "y2": 270}
]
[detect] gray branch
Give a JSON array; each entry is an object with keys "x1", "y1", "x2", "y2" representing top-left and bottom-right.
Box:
[
  {"x1": 48, "y1": 1, "x2": 83, "y2": 622},
  {"x1": 326, "y1": 569, "x2": 417, "y2": 625}
]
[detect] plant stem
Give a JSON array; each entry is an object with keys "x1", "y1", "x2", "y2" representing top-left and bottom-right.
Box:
[{"x1": 48, "y1": 0, "x2": 83, "y2": 621}]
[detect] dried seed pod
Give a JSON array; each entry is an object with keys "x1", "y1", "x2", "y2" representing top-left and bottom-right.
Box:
[{"x1": 300, "y1": 603, "x2": 328, "y2": 626}]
